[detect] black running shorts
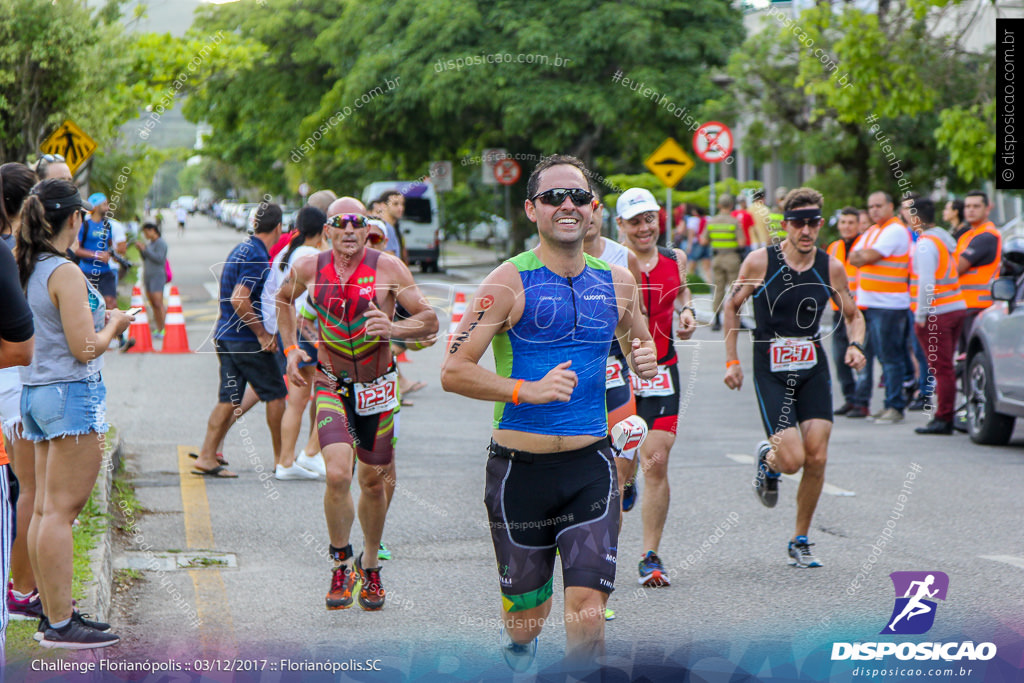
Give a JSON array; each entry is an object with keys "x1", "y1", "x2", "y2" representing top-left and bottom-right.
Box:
[
  {"x1": 751, "y1": 341, "x2": 833, "y2": 437},
  {"x1": 634, "y1": 362, "x2": 681, "y2": 434},
  {"x1": 483, "y1": 439, "x2": 619, "y2": 613}
]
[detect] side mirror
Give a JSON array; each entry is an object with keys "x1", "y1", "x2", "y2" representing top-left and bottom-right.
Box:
[{"x1": 991, "y1": 276, "x2": 1016, "y2": 302}]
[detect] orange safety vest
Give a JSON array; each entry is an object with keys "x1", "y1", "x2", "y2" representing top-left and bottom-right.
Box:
[
  {"x1": 953, "y1": 221, "x2": 1002, "y2": 309},
  {"x1": 826, "y1": 238, "x2": 858, "y2": 311},
  {"x1": 909, "y1": 234, "x2": 965, "y2": 313},
  {"x1": 857, "y1": 218, "x2": 911, "y2": 296}
]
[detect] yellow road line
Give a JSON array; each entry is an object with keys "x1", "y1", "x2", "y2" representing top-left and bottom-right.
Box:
[
  {"x1": 177, "y1": 445, "x2": 236, "y2": 656},
  {"x1": 178, "y1": 446, "x2": 215, "y2": 548}
]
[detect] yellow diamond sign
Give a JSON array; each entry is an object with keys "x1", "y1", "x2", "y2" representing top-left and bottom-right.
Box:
[
  {"x1": 40, "y1": 119, "x2": 97, "y2": 174},
  {"x1": 644, "y1": 137, "x2": 695, "y2": 188}
]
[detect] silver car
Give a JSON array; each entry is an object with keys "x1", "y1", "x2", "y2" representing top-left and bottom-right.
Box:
[{"x1": 963, "y1": 239, "x2": 1024, "y2": 445}]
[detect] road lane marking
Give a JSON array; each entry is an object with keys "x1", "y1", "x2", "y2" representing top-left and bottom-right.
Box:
[
  {"x1": 726, "y1": 453, "x2": 856, "y2": 496},
  {"x1": 178, "y1": 446, "x2": 215, "y2": 547},
  {"x1": 178, "y1": 445, "x2": 236, "y2": 656},
  {"x1": 980, "y1": 555, "x2": 1024, "y2": 570}
]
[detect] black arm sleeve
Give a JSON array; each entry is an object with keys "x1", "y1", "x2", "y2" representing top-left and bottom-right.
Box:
[
  {"x1": 961, "y1": 233, "x2": 999, "y2": 268},
  {"x1": 0, "y1": 240, "x2": 34, "y2": 343}
]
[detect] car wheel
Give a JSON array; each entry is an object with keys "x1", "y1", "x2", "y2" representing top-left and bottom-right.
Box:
[{"x1": 965, "y1": 352, "x2": 1016, "y2": 445}]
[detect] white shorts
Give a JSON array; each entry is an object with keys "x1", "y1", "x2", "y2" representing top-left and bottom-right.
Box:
[{"x1": 0, "y1": 367, "x2": 23, "y2": 440}]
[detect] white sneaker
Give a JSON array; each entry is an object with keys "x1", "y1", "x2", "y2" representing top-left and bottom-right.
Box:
[
  {"x1": 275, "y1": 463, "x2": 320, "y2": 480},
  {"x1": 296, "y1": 450, "x2": 326, "y2": 477}
]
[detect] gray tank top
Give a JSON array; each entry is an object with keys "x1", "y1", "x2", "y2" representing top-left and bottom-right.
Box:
[{"x1": 20, "y1": 254, "x2": 105, "y2": 385}]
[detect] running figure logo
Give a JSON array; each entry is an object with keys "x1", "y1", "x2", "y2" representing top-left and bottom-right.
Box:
[{"x1": 881, "y1": 571, "x2": 949, "y2": 635}]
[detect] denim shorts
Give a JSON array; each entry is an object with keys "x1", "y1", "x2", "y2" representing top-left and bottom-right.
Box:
[{"x1": 20, "y1": 373, "x2": 109, "y2": 442}]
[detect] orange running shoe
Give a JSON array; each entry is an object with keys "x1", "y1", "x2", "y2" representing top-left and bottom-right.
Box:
[{"x1": 325, "y1": 564, "x2": 359, "y2": 610}]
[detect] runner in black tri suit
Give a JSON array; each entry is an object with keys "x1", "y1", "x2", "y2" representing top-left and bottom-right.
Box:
[{"x1": 722, "y1": 187, "x2": 866, "y2": 568}]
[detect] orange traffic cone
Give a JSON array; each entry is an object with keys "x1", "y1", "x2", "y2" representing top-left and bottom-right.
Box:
[
  {"x1": 395, "y1": 349, "x2": 410, "y2": 363},
  {"x1": 126, "y1": 286, "x2": 153, "y2": 353},
  {"x1": 446, "y1": 291, "x2": 467, "y2": 351},
  {"x1": 161, "y1": 285, "x2": 191, "y2": 353}
]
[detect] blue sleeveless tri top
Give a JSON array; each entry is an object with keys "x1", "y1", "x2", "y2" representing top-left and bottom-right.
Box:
[{"x1": 492, "y1": 251, "x2": 619, "y2": 437}]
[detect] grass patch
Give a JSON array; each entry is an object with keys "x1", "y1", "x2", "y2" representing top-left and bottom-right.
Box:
[
  {"x1": 113, "y1": 475, "x2": 143, "y2": 533},
  {"x1": 186, "y1": 556, "x2": 227, "y2": 568}
]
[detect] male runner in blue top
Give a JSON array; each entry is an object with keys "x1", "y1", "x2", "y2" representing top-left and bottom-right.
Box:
[{"x1": 442, "y1": 155, "x2": 657, "y2": 672}]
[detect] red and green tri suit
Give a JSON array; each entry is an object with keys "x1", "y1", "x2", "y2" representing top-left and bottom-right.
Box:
[{"x1": 310, "y1": 248, "x2": 399, "y2": 465}]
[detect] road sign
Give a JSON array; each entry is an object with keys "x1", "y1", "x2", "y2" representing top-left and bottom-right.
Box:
[
  {"x1": 40, "y1": 119, "x2": 97, "y2": 174},
  {"x1": 644, "y1": 138, "x2": 695, "y2": 188},
  {"x1": 430, "y1": 161, "x2": 453, "y2": 192},
  {"x1": 693, "y1": 122, "x2": 734, "y2": 163},
  {"x1": 494, "y1": 158, "x2": 521, "y2": 186},
  {"x1": 482, "y1": 148, "x2": 507, "y2": 186}
]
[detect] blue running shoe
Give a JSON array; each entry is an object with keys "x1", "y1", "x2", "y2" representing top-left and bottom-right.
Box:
[
  {"x1": 622, "y1": 479, "x2": 637, "y2": 512},
  {"x1": 788, "y1": 536, "x2": 822, "y2": 568},
  {"x1": 500, "y1": 626, "x2": 537, "y2": 672},
  {"x1": 637, "y1": 550, "x2": 670, "y2": 587}
]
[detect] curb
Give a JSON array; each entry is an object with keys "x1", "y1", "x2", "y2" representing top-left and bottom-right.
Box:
[{"x1": 84, "y1": 430, "x2": 124, "y2": 622}]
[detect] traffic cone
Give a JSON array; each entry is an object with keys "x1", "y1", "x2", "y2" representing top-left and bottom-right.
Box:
[
  {"x1": 396, "y1": 350, "x2": 410, "y2": 363},
  {"x1": 446, "y1": 291, "x2": 467, "y2": 351},
  {"x1": 161, "y1": 285, "x2": 191, "y2": 353},
  {"x1": 126, "y1": 286, "x2": 153, "y2": 353}
]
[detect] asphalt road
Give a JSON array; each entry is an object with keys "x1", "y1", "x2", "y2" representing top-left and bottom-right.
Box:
[{"x1": 38, "y1": 215, "x2": 1024, "y2": 681}]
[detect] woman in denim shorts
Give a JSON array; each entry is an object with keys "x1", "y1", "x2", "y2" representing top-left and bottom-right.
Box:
[{"x1": 15, "y1": 179, "x2": 133, "y2": 649}]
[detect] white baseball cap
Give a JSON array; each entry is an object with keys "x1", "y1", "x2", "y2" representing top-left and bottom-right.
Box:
[{"x1": 616, "y1": 188, "x2": 659, "y2": 220}]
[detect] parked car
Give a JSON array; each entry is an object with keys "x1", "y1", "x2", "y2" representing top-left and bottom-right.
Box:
[
  {"x1": 361, "y1": 181, "x2": 441, "y2": 273},
  {"x1": 232, "y1": 203, "x2": 259, "y2": 231},
  {"x1": 962, "y1": 235, "x2": 1024, "y2": 444}
]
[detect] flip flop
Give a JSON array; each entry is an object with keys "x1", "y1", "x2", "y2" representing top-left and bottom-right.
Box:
[
  {"x1": 189, "y1": 452, "x2": 229, "y2": 466},
  {"x1": 191, "y1": 465, "x2": 238, "y2": 479},
  {"x1": 402, "y1": 381, "x2": 427, "y2": 395}
]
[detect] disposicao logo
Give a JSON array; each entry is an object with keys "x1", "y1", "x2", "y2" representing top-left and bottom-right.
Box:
[
  {"x1": 831, "y1": 571, "x2": 997, "y2": 662},
  {"x1": 882, "y1": 571, "x2": 948, "y2": 635}
]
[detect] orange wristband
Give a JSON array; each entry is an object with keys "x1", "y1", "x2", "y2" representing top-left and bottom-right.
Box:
[
  {"x1": 284, "y1": 344, "x2": 299, "y2": 357},
  {"x1": 726, "y1": 359, "x2": 740, "y2": 368},
  {"x1": 512, "y1": 379, "x2": 524, "y2": 405}
]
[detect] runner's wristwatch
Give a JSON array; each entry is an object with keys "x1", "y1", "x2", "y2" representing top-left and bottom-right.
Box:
[
  {"x1": 848, "y1": 341, "x2": 866, "y2": 354},
  {"x1": 676, "y1": 305, "x2": 696, "y2": 318}
]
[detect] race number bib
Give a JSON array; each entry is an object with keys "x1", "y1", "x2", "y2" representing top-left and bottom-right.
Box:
[
  {"x1": 769, "y1": 337, "x2": 818, "y2": 373},
  {"x1": 354, "y1": 371, "x2": 400, "y2": 416},
  {"x1": 630, "y1": 365, "x2": 674, "y2": 397},
  {"x1": 605, "y1": 356, "x2": 625, "y2": 389}
]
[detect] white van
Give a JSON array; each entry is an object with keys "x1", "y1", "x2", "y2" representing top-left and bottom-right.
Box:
[{"x1": 362, "y1": 181, "x2": 441, "y2": 272}]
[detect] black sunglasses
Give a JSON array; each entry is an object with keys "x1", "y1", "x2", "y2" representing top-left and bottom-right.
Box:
[
  {"x1": 529, "y1": 188, "x2": 594, "y2": 207},
  {"x1": 786, "y1": 218, "x2": 823, "y2": 229}
]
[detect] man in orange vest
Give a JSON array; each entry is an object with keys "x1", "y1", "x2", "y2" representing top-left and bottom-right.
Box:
[
  {"x1": 826, "y1": 207, "x2": 863, "y2": 415},
  {"x1": 907, "y1": 197, "x2": 967, "y2": 435},
  {"x1": 953, "y1": 190, "x2": 1002, "y2": 346},
  {"x1": 849, "y1": 192, "x2": 912, "y2": 424}
]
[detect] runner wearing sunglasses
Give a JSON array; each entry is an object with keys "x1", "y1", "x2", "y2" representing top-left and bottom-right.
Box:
[
  {"x1": 615, "y1": 187, "x2": 696, "y2": 589},
  {"x1": 722, "y1": 187, "x2": 865, "y2": 568},
  {"x1": 441, "y1": 156, "x2": 657, "y2": 672},
  {"x1": 275, "y1": 198, "x2": 438, "y2": 612}
]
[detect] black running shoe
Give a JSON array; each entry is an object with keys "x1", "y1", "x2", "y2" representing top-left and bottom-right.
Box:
[
  {"x1": 40, "y1": 618, "x2": 120, "y2": 649},
  {"x1": 622, "y1": 479, "x2": 637, "y2": 512},
  {"x1": 73, "y1": 610, "x2": 111, "y2": 631},
  {"x1": 753, "y1": 440, "x2": 780, "y2": 508}
]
